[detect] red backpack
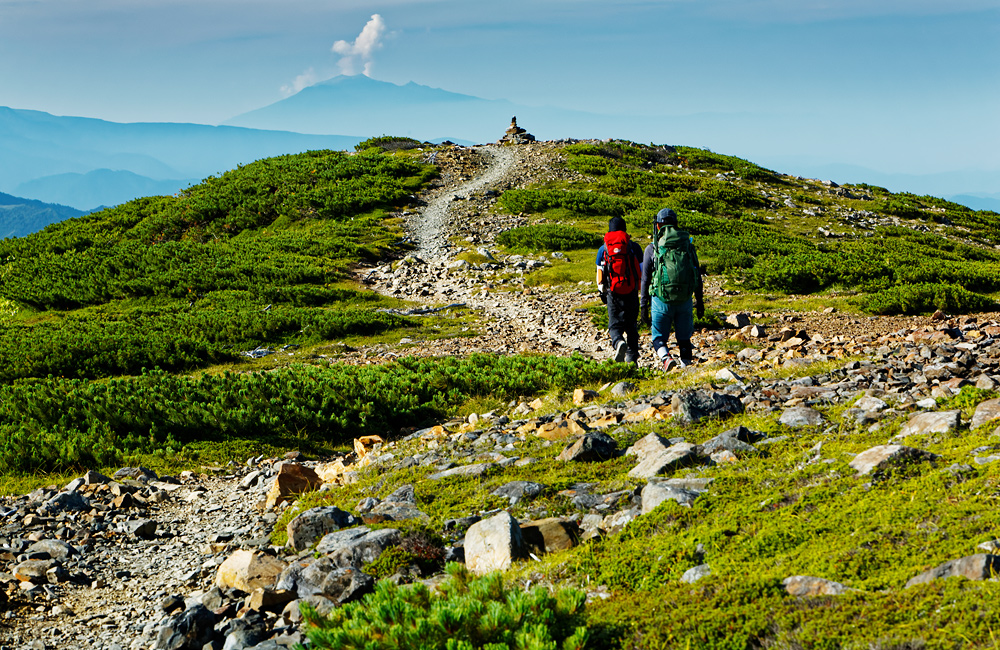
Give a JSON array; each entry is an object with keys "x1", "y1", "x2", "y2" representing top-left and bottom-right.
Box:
[{"x1": 602, "y1": 230, "x2": 640, "y2": 295}]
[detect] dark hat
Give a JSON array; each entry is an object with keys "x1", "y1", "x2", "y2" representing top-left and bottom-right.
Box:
[
  {"x1": 656, "y1": 208, "x2": 678, "y2": 226},
  {"x1": 608, "y1": 216, "x2": 627, "y2": 232}
]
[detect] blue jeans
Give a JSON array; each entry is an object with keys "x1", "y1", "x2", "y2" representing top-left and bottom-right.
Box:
[{"x1": 651, "y1": 296, "x2": 694, "y2": 359}]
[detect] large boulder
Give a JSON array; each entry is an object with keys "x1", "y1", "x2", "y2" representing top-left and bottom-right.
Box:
[
  {"x1": 557, "y1": 432, "x2": 618, "y2": 462},
  {"x1": 905, "y1": 554, "x2": 1000, "y2": 588},
  {"x1": 519, "y1": 518, "x2": 580, "y2": 556},
  {"x1": 277, "y1": 557, "x2": 374, "y2": 602},
  {"x1": 971, "y1": 399, "x2": 1000, "y2": 430},
  {"x1": 672, "y1": 390, "x2": 744, "y2": 424},
  {"x1": 265, "y1": 463, "x2": 322, "y2": 510},
  {"x1": 627, "y1": 443, "x2": 698, "y2": 480},
  {"x1": 897, "y1": 410, "x2": 961, "y2": 438},
  {"x1": 314, "y1": 527, "x2": 402, "y2": 568},
  {"x1": 641, "y1": 482, "x2": 703, "y2": 514},
  {"x1": 849, "y1": 445, "x2": 939, "y2": 477},
  {"x1": 215, "y1": 550, "x2": 287, "y2": 592},
  {"x1": 464, "y1": 511, "x2": 527, "y2": 575},
  {"x1": 153, "y1": 604, "x2": 215, "y2": 650},
  {"x1": 286, "y1": 506, "x2": 359, "y2": 551}
]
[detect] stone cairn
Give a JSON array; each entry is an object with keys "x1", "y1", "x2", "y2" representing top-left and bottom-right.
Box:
[{"x1": 498, "y1": 117, "x2": 535, "y2": 144}]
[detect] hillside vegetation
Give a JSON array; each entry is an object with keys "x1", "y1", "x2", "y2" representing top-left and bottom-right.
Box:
[
  {"x1": 4, "y1": 138, "x2": 1000, "y2": 648},
  {"x1": 0, "y1": 144, "x2": 636, "y2": 476},
  {"x1": 497, "y1": 142, "x2": 1000, "y2": 315}
]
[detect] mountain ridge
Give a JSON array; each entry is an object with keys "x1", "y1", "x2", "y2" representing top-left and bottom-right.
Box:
[
  {"x1": 0, "y1": 190, "x2": 85, "y2": 238},
  {"x1": 0, "y1": 106, "x2": 367, "y2": 209}
]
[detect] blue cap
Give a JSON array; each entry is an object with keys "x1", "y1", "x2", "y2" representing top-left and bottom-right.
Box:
[{"x1": 656, "y1": 208, "x2": 677, "y2": 226}]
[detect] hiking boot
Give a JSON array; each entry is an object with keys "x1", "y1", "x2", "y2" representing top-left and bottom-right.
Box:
[
  {"x1": 662, "y1": 356, "x2": 677, "y2": 372},
  {"x1": 614, "y1": 340, "x2": 628, "y2": 363}
]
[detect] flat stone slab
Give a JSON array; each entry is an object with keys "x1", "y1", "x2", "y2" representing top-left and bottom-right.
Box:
[
  {"x1": 905, "y1": 554, "x2": 1000, "y2": 588},
  {"x1": 315, "y1": 527, "x2": 401, "y2": 568},
  {"x1": 428, "y1": 463, "x2": 496, "y2": 480},
  {"x1": 627, "y1": 444, "x2": 697, "y2": 479},
  {"x1": 971, "y1": 399, "x2": 1000, "y2": 430},
  {"x1": 641, "y1": 483, "x2": 703, "y2": 514},
  {"x1": 625, "y1": 432, "x2": 672, "y2": 460},
  {"x1": 783, "y1": 575, "x2": 849, "y2": 596},
  {"x1": 849, "y1": 445, "x2": 939, "y2": 476},
  {"x1": 898, "y1": 410, "x2": 961, "y2": 438},
  {"x1": 672, "y1": 389, "x2": 744, "y2": 424},
  {"x1": 779, "y1": 406, "x2": 824, "y2": 428}
]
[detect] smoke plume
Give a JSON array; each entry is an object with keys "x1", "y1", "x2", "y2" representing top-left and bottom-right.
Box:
[{"x1": 332, "y1": 14, "x2": 386, "y2": 76}]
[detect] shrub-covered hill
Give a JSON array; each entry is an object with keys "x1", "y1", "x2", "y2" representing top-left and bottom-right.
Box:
[
  {"x1": 0, "y1": 147, "x2": 438, "y2": 382},
  {"x1": 0, "y1": 142, "x2": 638, "y2": 476},
  {"x1": 495, "y1": 141, "x2": 1000, "y2": 316},
  {"x1": 1, "y1": 137, "x2": 998, "y2": 479}
]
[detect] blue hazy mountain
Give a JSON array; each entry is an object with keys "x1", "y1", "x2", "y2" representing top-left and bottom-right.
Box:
[
  {"x1": 15, "y1": 169, "x2": 199, "y2": 211},
  {"x1": 225, "y1": 75, "x2": 625, "y2": 143},
  {"x1": 0, "y1": 106, "x2": 366, "y2": 209},
  {"x1": 0, "y1": 191, "x2": 85, "y2": 239},
  {"x1": 947, "y1": 194, "x2": 1000, "y2": 213}
]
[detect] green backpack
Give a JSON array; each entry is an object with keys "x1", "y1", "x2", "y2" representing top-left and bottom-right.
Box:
[{"x1": 650, "y1": 226, "x2": 697, "y2": 304}]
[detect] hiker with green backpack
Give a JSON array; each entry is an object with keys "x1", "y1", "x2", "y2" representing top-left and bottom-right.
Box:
[{"x1": 640, "y1": 208, "x2": 704, "y2": 370}]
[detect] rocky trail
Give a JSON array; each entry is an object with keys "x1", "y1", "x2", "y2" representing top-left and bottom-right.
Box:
[{"x1": 4, "y1": 141, "x2": 1000, "y2": 650}]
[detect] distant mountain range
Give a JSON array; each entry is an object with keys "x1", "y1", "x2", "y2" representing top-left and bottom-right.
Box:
[
  {"x1": 227, "y1": 75, "x2": 564, "y2": 142},
  {"x1": 1, "y1": 76, "x2": 996, "y2": 218},
  {"x1": 0, "y1": 192, "x2": 85, "y2": 239},
  {"x1": 0, "y1": 106, "x2": 365, "y2": 210}
]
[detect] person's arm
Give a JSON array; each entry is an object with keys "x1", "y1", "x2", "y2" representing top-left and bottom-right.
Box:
[
  {"x1": 692, "y1": 245, "x2": 705, "y2": 318},
  {"x1": 639, "y1": 244, "x2": 654, "y2": 308},
  {"x1": 595, "y1": 245, "x2": 607, "y2": 303},
  {"x1": 639, "y1": 244, "x2": 653, "y2": 324}
]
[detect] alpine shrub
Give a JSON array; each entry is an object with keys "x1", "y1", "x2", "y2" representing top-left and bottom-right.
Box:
[
  {"x1": 302, "y1": 563, "x2": 589, "y2": 650},
  {"x1": 856, "y1": 283, "x2": 998, "y2": 315},
  {"x1": 355, "y1": 136, "x2": 425, "y2": 152},
  {"x1": 496, "y1": 224, "x2": 601, "y2": 252}
]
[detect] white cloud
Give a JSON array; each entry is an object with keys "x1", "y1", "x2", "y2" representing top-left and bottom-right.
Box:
[
  {"x1": 331, "y1": 13, "x2": 386, "y2": 76},
  {"x1": 281, "y1": 67, "x2": 319, "y2": 96}
]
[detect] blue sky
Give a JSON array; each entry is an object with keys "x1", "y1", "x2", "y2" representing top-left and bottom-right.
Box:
[{"x1": 1, "y1": 0, "x2": 998, "y2": 186}]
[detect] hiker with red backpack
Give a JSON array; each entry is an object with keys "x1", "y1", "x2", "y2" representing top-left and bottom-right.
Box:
[
  {"x1": 640, "y1": 208, "x2": 704, "y2": 370},
  {"x1": 596, "y1": 216, "x2": 644, "y2": 363}
]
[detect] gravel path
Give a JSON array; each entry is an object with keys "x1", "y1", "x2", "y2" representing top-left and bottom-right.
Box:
[{"x1": 411, "y1": 145, "x2": 520, "y2": 260}]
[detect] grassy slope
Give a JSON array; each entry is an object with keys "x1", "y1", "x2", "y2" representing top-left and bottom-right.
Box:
[
  {"x1": 289, "y1": 368, "x2": 1000, "y2": 649},
  {"x1": 497, "y1": 142, "x2": 1000, "y2": 317}
]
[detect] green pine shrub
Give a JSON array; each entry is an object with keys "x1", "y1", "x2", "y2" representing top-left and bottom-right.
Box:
[
  {"x1": 496, "y1": 224, "x2": 601, "y2": 252},
  {"x1": 498, "y1": 189, "x2": 635, "y2": 217},
  {"x1": 302, "y1": 563, "x2": 589, "y2": 650},
  {"x1": 0, "y1": 353, "x2": 637, "y2": 474},
  {"x1": 855, "y1": 283, "x2": 999, "y2": 315},
  {"x1": 355, "y1": 136, "x2": 425, "y2": 152}
]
